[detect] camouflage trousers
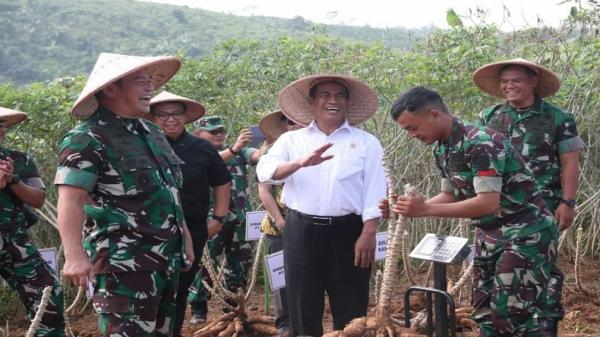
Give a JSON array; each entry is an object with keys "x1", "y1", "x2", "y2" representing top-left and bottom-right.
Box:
[
  {"x1": 0, "y1": 228, "x2": 65, "y2": 337},
  {"x1": 93, "y1": 261, "x2": 180, "y2": 337},
  {"x1": 188, "y1": 221, "x2": 252, "y2": 311},
  {"x1": 472, "y1": 225, "x2": 561, "y2": 337}
]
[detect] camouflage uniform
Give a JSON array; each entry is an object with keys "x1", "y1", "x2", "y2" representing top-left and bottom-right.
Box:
[
  {"x1": 435, "y1": 118, "x2": 560, "y2": 337},
  {"x1": 189, "y1": 146, "x2": 256, "y2": 309},
  {"x1": 54, "y1": 107, "x2": 186, "y2": 337},
  {"x1": 477, "y1": 97, "x2": 585, "y2": 212},
  {"x1": 477, "y1": 97, "x2": 584, "y2": 323},
  {"x1": 0, "y1": 147, "x2": 65, "y2": 337}
]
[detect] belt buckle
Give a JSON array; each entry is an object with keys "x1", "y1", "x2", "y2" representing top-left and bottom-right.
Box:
[{"x1": 312, "y1": 216, "x2": 332, "y2": 226}]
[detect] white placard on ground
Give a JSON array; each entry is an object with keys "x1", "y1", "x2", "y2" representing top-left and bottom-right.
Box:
[
  {"x1": 39, "y1": 247, "x2": 58, "y2": 273},
  {"x1": 374, "y1": 232, "x2": 389, "y2": 261},
  {"x1": 467, "y1": 244, "x2": 475, "y2": 264},
  {"x1": 264, "y1": 250, "x2": 285, "y2": 290},
  {"x1": 245, "y1": 211, "x2": 267, "y2": 241}
]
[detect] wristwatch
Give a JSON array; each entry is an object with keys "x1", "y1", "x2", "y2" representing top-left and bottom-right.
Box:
[
  {"x1": 560, "y1": 198, "x2": 576, "y2": 208},
  {"x1": 7, "y1": 174, "x2": 20, "y2": 187},
  {"x1": 211, "y1": 215, "x2": 226, "y2": 223}
]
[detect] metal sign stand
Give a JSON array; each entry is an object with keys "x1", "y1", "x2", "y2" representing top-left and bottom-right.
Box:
[{"x1": 404, "y1": 234, "x2": 471, "y2": 337}]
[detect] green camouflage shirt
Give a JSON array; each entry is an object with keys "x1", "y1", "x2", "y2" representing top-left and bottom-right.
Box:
[
  {"x1": 220, "y1": 146, "x2": 257, "y2": 224},
  {"x1": 54, "y1": 107, "x2": 186, "y2": 274},
  {"x1": 435, "y1": 118, "x2": 554, "y2": 240},
  {"x1": 0, "y1": 147, "x2": 45, "y2": 231},
  {"x1": 476, "y1": 97, "x2": 585, "y2": 210}
]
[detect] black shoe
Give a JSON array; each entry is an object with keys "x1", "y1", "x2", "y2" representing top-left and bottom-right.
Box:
[{"x1": 539, "y1": 318, "x2": 558, "y2": 337}]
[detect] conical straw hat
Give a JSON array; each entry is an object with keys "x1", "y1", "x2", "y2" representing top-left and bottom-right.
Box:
[
  {"x1": 258, "y1": 110, "x2": 306, "y2": 143},
  {"x1": 277, "y1": 74, "x2": 379, "y2": 126},
  {"x1": 473, "y1": 58, "x2": 560, "y2": 98},
  {"x1": 149, "y1": 91, "x2": 205, "y2": 124},
  {"x1": 0, "y1": 107, "x2": 27, "y2": 128},
  {"x1": 71, "y1": 53, "x2": 181, "y2": 119}
]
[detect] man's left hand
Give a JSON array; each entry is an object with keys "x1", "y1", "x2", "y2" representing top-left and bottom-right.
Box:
[
  {"x1": 183, "y1": 231, "x2": 195, "y2": 272},
  {"x1": 555, "y1": 203, "x2": 575, "y2": 231},
  {"x1": 354, "y1": 230, "x2": 375, "y2": 268}
]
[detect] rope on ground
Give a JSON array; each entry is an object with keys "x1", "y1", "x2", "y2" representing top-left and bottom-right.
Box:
[{"x1": 25, "y1": 286, "x2": 52, "y2": 337}]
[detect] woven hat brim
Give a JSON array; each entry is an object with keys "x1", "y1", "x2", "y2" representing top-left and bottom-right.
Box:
[
  {"x1": 0, "y1": 107, "x2": 28, "y2": 128},
  {"x1": 71, "y1": 54, "x2": 181, "y2": 119},
  {"x1": 149, "y1": 91, "x2": 206, "y2": 124},
  {"x1": 473, "y1": 59, "x2": 560, "y2": 98},
  {"x1": 277, "y1": 74, "x2": 379, "y2": 126},
  {"x1": 258, "y1": 110, "x2": 307, "y2": 143}
]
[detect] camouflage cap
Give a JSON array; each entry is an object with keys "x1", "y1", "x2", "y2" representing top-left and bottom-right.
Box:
[{"x1": 195, "y1": 116, "x2": 224, "y2": 131}]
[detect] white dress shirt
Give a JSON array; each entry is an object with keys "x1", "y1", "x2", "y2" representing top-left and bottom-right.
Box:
[{"x1": 257, "y1": 120, "x2": 387, "y2": 222}]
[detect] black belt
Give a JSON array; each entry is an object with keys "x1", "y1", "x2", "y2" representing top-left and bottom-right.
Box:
[{"x1": 289, "y1": 209, "x2": 360, "y2": 226}]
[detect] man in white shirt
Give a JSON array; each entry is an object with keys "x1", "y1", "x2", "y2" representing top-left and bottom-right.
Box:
[{"x1": 257, "y1": 75, "x2": 386, "y2": 337}]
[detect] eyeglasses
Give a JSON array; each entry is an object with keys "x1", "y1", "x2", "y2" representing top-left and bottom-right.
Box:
[
  {"x1": 208, "y1": 128, "x2": 226, "y2": 135},
  {"x1": 155, "y1": 112, "x2": 185, "y2": 121}
]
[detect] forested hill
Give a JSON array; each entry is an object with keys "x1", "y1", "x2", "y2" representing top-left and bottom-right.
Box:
[{"x1": 0, "y1": 0, "x2": 433, "y2": 85}]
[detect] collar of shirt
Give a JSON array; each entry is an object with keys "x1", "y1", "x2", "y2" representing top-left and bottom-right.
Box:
[
  {"x1": 95, "y1": 106, "x2": 150, "y2": 135},
  {"x1": 500, "y1": 95, "x2": 544, "y2": 115},
  {"x1": 306, "y1": 119, "x2": 352, "y2": 136},
  {"x1": 168, "y1": 130, "x2": 193, "y2": 149}
]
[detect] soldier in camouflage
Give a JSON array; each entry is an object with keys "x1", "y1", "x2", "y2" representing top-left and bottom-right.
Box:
[
  {"x1": 0, "y1": 107, "x2": 65, "y2": 337},
  {"x1": 473, "y1": 59, "x2": 584, "y2": 335},
  {"x1": 54, "y1": 53, "x2": 194, "y2": 337},
  {"x1": 473, "y1": 58, "x2": 584, "y2": 230},
  {"x1": 387, "y1": 86, "x2": 561, "y2": 337},
  {"x1": 187, "y1": 116, "x2": 261, "y2": 322}
]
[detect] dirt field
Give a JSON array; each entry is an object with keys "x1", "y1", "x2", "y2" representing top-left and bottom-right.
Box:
[{"x1": 5, "y1": 256, "x2": 600, "y2": 337}]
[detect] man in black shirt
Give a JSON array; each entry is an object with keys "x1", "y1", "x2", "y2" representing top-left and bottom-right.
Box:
[{"x1": 149, "y1": 91, "x2": 231, "y2": 337}]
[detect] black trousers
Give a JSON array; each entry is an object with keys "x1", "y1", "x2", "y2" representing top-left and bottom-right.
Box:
[
  {"x1": 283, "y1": 210, "x2": 371, "y2": 337},
  {"x1": 173, "y1": 227, "x2": 208, "y2": 337}
]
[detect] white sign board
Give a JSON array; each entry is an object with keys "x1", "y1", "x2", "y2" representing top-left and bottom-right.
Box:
[
  {"x1": 87, "y1": 280, "x2": 95, "y2": 299},
  {"x1": 374, "y1": 232, "x2": 388, "y2": 261},
  {"x1": 39, "y1": 247, "x2": 58, "y2": 273},
  {"x1": 264, "y1": 250, "x2": 286, "y2": 290},
  {"x1": 245, "y1": 211, "x2": 267, "y2": 241}
]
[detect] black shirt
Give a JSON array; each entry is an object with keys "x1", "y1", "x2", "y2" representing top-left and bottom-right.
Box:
[{"x1": 168, "y1": 131, "x2": 231, "y2": 233}]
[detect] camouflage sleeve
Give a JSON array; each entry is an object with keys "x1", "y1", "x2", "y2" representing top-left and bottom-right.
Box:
[
  {"x1": 241, "y1": 147, "x2": 258, "y2": 165},
  {"x1": 556, "y1": 111, "x2": 585, "y2": 154},
  {"x1": 466, "y1": 140, "x2": 504, "y2": 194},
  {"x1": 53, "y1": 131, "x2": 101, "y2": 192}
]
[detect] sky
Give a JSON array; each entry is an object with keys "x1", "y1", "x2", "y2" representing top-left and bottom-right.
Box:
[{"x1": 139, "y1": 0, "x2": 574, "y2": 30}]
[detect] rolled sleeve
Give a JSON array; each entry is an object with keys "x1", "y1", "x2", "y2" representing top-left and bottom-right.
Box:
[
  {"x1": 473, "y1": 176, "x2": 502, "y2": 193},
  {"x1": 54, "y1": 166, "x2": 97, "y2": 192},
  {"x1": 557, "y1": 136, "x2": 585, "y2": 154}
]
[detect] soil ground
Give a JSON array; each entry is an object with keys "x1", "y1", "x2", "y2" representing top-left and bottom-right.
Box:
[{"x1": 5, "y1": 256, "x2": 600, "y2": 337}]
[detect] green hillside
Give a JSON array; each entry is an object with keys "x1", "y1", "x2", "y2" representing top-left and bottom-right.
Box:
[{"x1": 0, "y1": 0, "x2": 432, "y2": 85}]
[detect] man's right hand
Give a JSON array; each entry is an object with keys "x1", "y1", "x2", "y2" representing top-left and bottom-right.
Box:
[
  {"x1": 207, "y1": 219, "x2": 223, "y2": 238},
  {"x1": 297, "y1": 143, "x2": 334, "y2": 168},
  {"x1": 62, "y1": 254, "x2": 94, "y2": 289},
  {"x1": 233, "y1": 128, "x2": 253, "y2": 152}
]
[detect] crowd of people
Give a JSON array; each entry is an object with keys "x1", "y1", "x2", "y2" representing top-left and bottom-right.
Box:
[{"x1": 0, "y1": 52, "x2": 583, "y2": 337}]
